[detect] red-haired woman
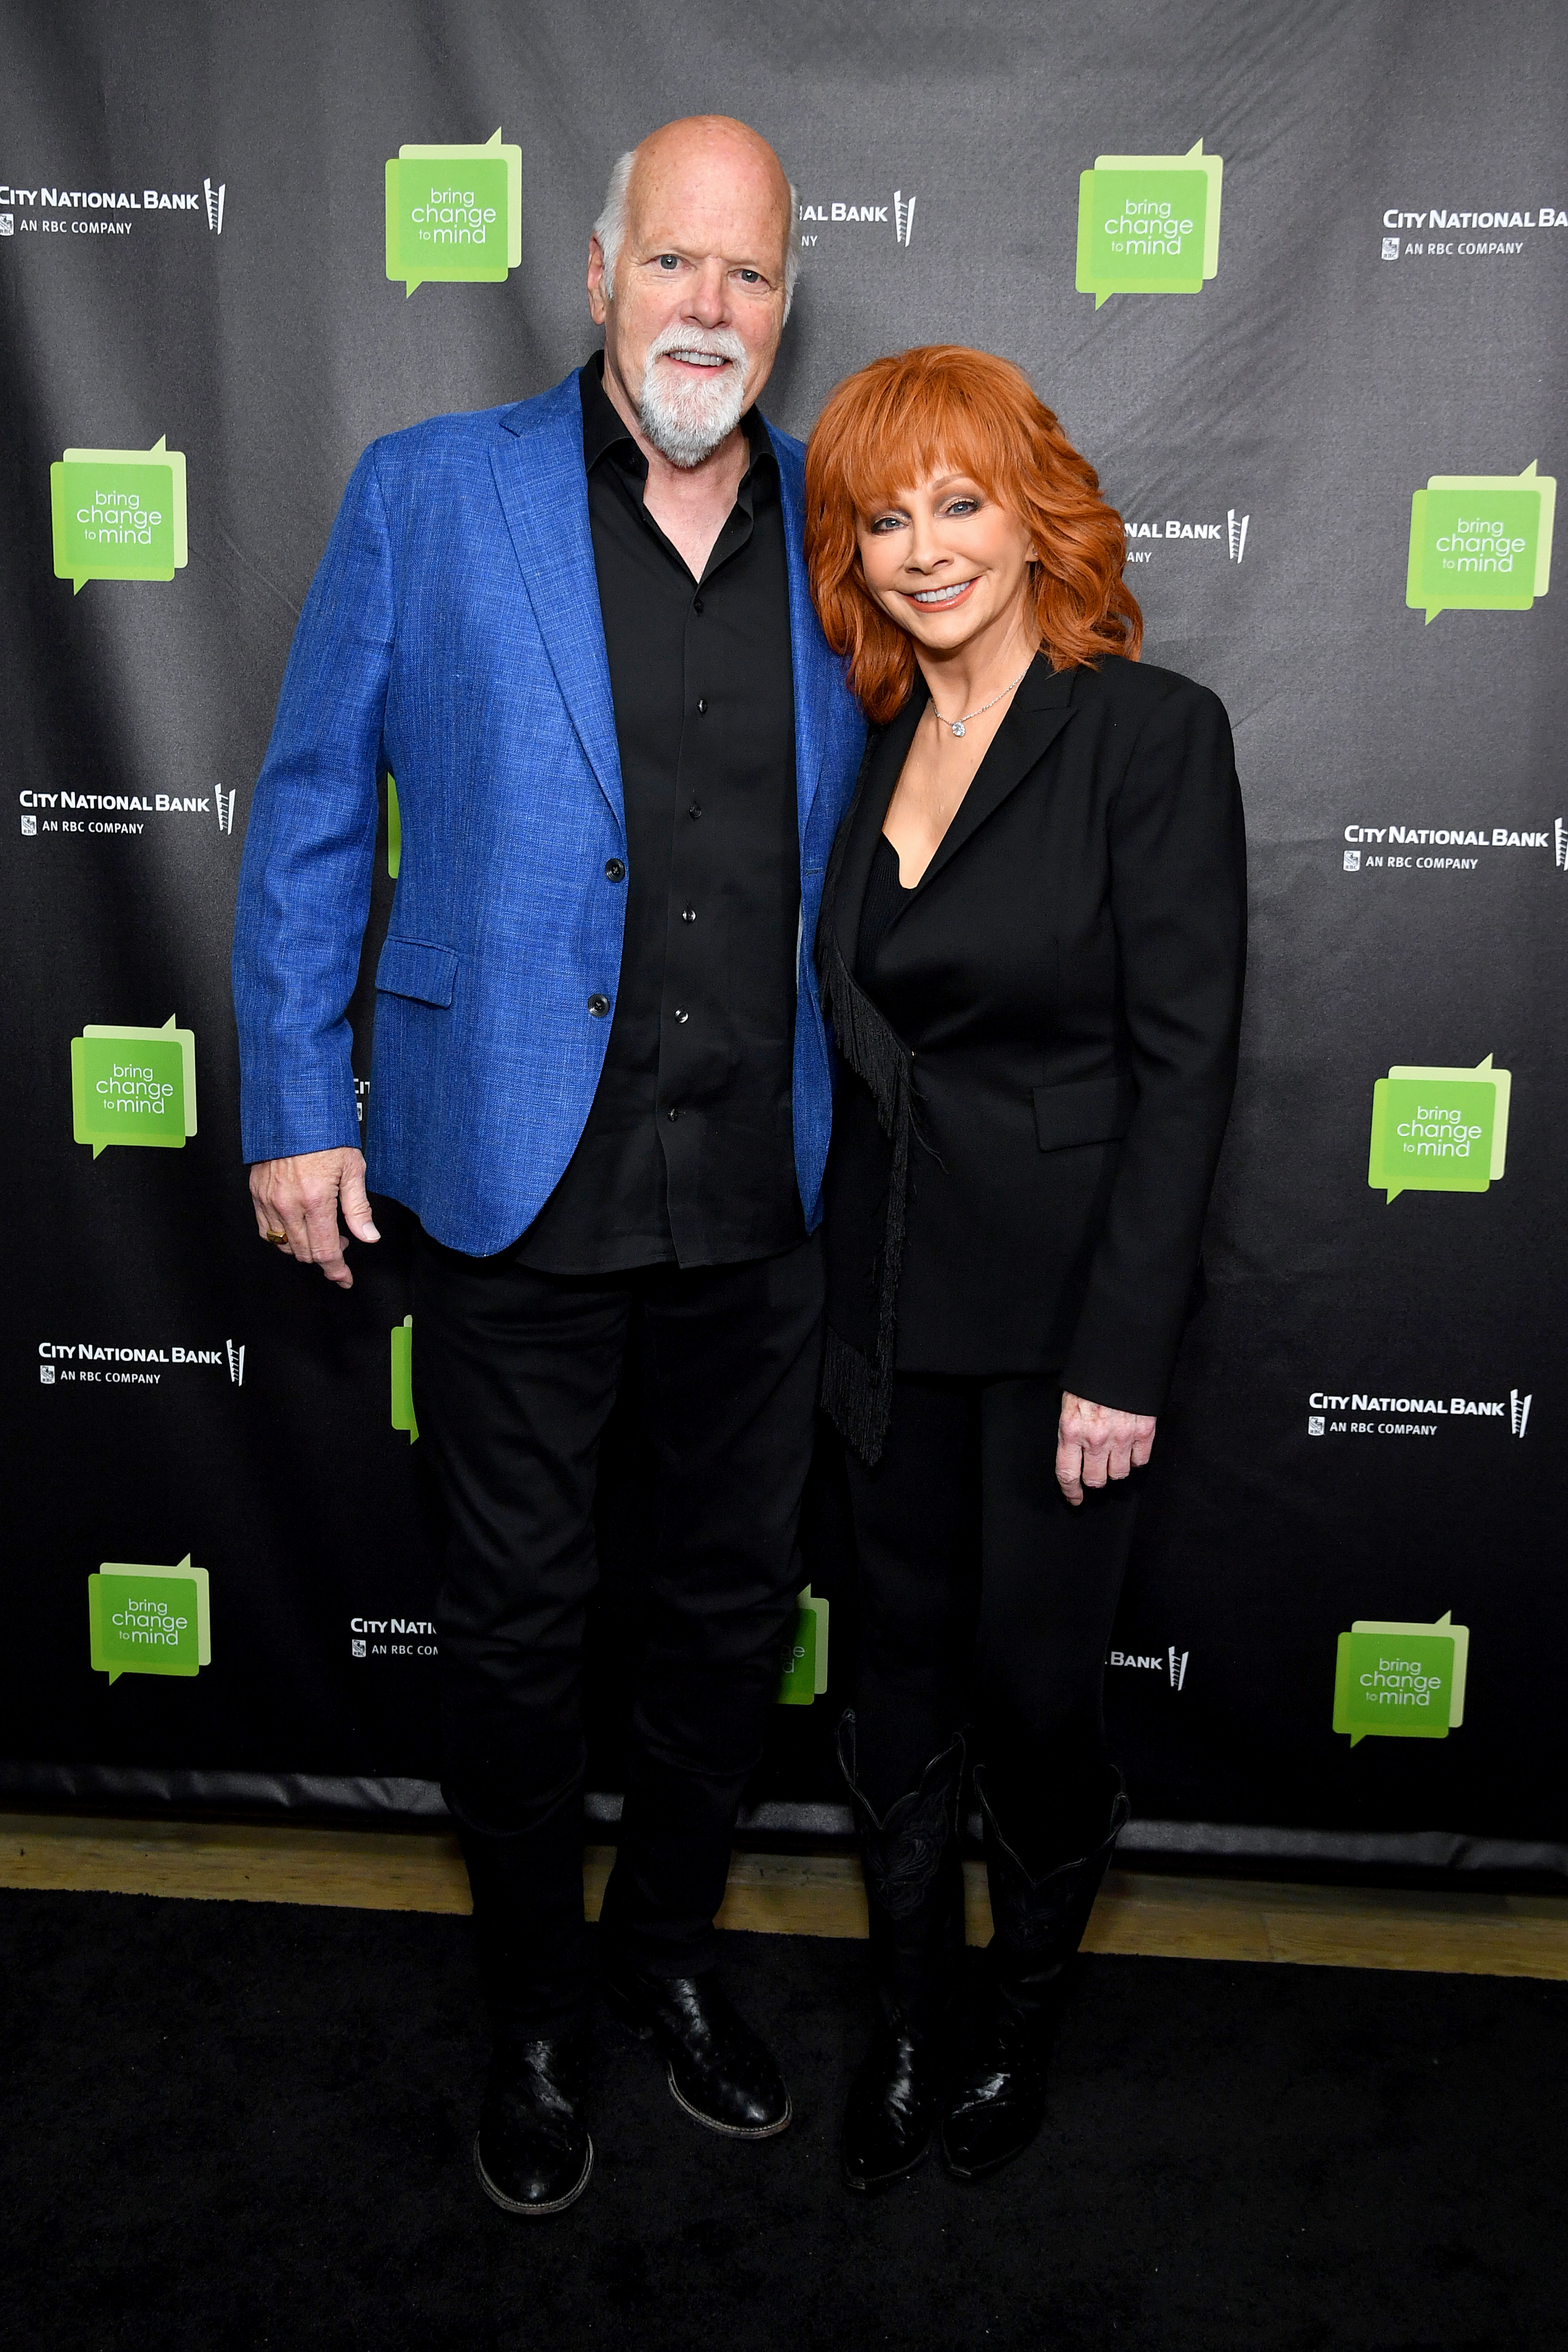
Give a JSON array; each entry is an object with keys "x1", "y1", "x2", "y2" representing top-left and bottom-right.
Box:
[{"x1": 806, "y1": 347, "x2": 1246, "y2": 2192}]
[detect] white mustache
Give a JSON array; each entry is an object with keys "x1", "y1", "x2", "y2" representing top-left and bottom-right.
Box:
[{"x1": 643, "y1": 324, "x2": 748, "y2": 376}]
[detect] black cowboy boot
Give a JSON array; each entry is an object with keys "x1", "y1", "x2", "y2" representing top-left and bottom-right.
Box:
[
  {"x1": 941, "y1": 1762, "x2": 1129, "y2": 2183},
  {"x1": 837, "y1": 1713, "x2": 966, "y2": 2192},
  {"x1": 452, "y1": 1790, "x2": 595, "y2": 2216}
]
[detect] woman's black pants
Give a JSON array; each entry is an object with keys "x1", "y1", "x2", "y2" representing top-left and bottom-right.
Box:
[{"x1": 844, "y1": 1371, "x2": 1141, "y2": 1851}]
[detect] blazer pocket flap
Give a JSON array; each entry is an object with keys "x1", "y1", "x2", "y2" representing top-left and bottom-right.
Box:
[
  {"x1": 1033, "y1": 1074, "x2": 1137, "y2": 1152},
  {"x1": 375, "y1": 936, "x2": 459, "y2": 1008}
]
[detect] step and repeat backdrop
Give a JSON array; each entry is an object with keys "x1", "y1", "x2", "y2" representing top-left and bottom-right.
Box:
[{"x1": 3, "y1": 0, "x2": 1564, "y2": 1869}]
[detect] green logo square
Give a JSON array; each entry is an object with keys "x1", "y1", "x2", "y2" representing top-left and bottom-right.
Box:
[
  {"x1": 50, "y1": 438, "x2": 188, "y2": 593},
  {"x1": 1406, "y1": 464, "x2": 1554, "y2": 622},
  {"x1": 776, "y1": 1588, "x2": 830, "y2": 1706},
  {"x1": 89, "y1": 1557, "x2": 211, "y2": 1684},
  {"x1": 1333, "y1": 1613, "x2": 1468, "y2": 1746},
  {"x1": 71, "y1": 1018, "x2": 196, "y2": 1157},
  {"x1": 1076, "y1": 141, "x2": 1222, "y2": 307},
  {"x1": 1367, "y1": 1055, "x2": 1509, "y2": 1201},
  {"x1": 390, "y1": 1315, "x2": 418, "y2": 1442},
  {"x1": 384, "y1": 133, "x2": 523, "y2": 294}
]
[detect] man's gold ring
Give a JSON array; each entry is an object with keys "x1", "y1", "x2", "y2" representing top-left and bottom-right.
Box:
[{"x1": 264, "y1": 1228, "x2": 288, "y2": 1244}]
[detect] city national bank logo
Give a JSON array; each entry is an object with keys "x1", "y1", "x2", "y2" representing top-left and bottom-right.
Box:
[
  {"x1": 71, "y1": 1016, "x2": 197, "y2": 1158},
  {"x1": 1342, "y1": 817, "x2": 1563, "y2": 875},
  {"x1": 20, "y1": 783, "x2": 236, "y2": 839},
  {"x1": 385, "y1": 131, "x2": 521, "y2": 294},
  {"x1": 1333, "y1": 1612, "x2": 1468, "y2": 1746},
  {"x1": 89, "y1": 1556, "x2": 210, "y2": 1684},
  {"x1": 40, "y1": 1338, "x2": 244, "y2": 1389},
  {"x1": 0, "y1": 178, "x2": 224, "y2": 238},
  {"x1": 350, "y1": 1615, "x2": 437, "y2": 1660},
  {"x1": 1381, "y1": 202, "x2": 1568, "y2": 263},
  {"x1": 50, "y1": 439, "x2": 187, "y2": 593},
  {"x1": 1109, "y1": 1645, "x2": 1189, "y2": 1690},
  {"x1": 1077, "y1": 140, "x2": 1221, "y2": 307},
  {"x1": 797, "y1": 191, "x2": 916, "y2": 250},
  {"x1": 1406, "y1": 463, "x2": 1554, "y2": 622},
  {"x1": 1307, "y1": 1387, "x2": 1530, "y2": 1439},
  {"x1": 1368, "y1": 1055, "x2": 1509, "y2": 1201},
  {"x1": 1123, "y1": 508, "x2": 1249, "y2": 567}
]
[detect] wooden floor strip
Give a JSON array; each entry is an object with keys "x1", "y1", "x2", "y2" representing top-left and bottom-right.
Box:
[{"x1": 3, "y1": 1812, "x2": 1564, "y2": 1980}]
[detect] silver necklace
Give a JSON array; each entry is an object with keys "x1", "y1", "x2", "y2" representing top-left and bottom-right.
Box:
[{"x1": 928, "y1": 659, "x2": 1034, "y2": 738}]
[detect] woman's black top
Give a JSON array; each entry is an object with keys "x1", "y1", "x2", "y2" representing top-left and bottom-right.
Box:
[{"x1": 816, "y1": 652, "x2": 1247, "y2": 1462}]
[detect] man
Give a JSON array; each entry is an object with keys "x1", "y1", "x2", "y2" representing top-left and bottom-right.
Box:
[{"x1": 232, "y1": 115, "x2": 864, "y2": 2217}]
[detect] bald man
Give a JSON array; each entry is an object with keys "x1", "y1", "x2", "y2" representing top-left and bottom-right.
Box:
[{"x1": 232, "y1": 116, "x2": 866, "y2": 2215}]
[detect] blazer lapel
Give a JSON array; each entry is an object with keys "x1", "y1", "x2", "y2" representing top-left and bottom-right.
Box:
[
  {"x1": 771, "y1": 421, "x2": 833, "y2": 851},
  {"x1": 490, "y1": 374, "x2": 625, "y2": 829},
  {"x1": 911, "y1": 657, "x2": 1078, "y2": 899},
  {"x1": 831, "y1": 694, "x2": 923, "y2": 970}
]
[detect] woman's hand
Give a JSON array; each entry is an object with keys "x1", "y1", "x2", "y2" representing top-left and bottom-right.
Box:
[{"x1": 1055, "y1": 1392, "x2": 1156, "y2": 1506}]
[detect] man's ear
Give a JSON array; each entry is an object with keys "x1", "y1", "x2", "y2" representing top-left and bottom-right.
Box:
[{"x1": 586, "y1": 234, "x2": 609, "y2": 325}]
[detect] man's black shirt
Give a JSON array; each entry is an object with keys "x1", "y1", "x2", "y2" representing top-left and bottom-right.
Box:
[{"x1": 514, "y1": 355, "x2": 803, "y2": 1274}]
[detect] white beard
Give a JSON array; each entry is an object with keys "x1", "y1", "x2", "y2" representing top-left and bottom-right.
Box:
[{"x1": 637, "y1": 324, "x2": 750, "y2": 467}]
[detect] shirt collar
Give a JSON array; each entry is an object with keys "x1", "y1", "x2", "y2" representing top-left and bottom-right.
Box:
[{"x1": 579, "y1": 350, "x2": 774, "y2": 479}]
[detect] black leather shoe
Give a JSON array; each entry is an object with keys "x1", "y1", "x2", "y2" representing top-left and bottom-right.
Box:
[
  {"x1": 474, "y1": 2031, "x2": 593, "y2": 2216},
  {"x1": 603, "y1": 1961, "x2": 791, "y2": 2138},
  {"x1": 842, "y1": 2011, "x2": 944, "y2": 2192}
]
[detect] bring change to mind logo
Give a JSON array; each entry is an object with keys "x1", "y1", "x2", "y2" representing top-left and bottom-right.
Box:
[
  {"x1": 385, "y1": 130, "x2": 522, "y2": 294},
  {"x1": 390, "y1": 1314, "x2": 418, "y2": 1443},
  {"x1": 777, "y1": 1586, "x2": 830, "y2": 1707},
  {"x1": 1367, "y1": 1055, "x2": 1510, "y2": 1203},
  {"x1": 1076, "y1": 139, "x2": 1222, "y2": 308},
  {"x1": 1333, "y1": 1612, "x2": 1468, "y2": 1746},
  {"x1": 1406, "y1": 463, "x2": 1555, "y2": 622},
  {"x1": 50, "y1": 437, "x2": 187, "y2": 593},
  {"x1": 71, "y1": 1016, "x2": 197, "y2": 1158},
  {"x1": 88, "y1": 1555, "x2": 211, "y2": 1684}
]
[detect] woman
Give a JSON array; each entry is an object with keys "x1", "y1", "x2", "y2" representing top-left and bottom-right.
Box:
[{"x1": 805, "y1": 348, "x2": 1246, "y2": 2192}]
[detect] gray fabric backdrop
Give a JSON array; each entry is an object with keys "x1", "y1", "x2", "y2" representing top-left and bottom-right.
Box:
[{"x1": 2, "y1": 0, "x2": 1563, "y2": 1869}]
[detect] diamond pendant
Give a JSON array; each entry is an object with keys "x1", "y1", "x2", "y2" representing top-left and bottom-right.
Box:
[{"x1": 951, "y1": 720, "x2": 965, "y2": 737}]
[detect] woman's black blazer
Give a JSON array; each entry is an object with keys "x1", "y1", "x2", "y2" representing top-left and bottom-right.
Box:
[{"x1": 817, "y1": 651, "x2": 1247, "y2": 1425}]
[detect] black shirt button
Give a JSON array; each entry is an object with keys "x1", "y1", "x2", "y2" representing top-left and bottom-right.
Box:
[
  {"x1": 586, "y1": 993, "x2": 610, "y2": 1017},
  {"x1": 666, "y1": 1106, "x2": 681, "y2": 1122},
  {"x1": 674, "y1": 1007, "x2": 690, "y2": 1024},
  {"x1": 604, "y1": 858, "x2": 625, "y2": 882},
  {"x1": 696, "y1": 697, "x2": 708, "y2": 715},
  {"x1": 681, "y1": 905, "x2": 697, "y2": 923},
  {"x1": 693, "y1": 596, "x2": 704, "y2": 613},
  {"x1": 687, "y1": 801, "x2": 702, "y2": 820}
]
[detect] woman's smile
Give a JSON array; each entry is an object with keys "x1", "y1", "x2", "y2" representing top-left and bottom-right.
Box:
[{"x1": 904, "y1": 579, "x2": 978, "y2": 608}]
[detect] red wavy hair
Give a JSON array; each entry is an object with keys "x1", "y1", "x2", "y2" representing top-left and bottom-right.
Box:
[{"x1": 805, "y1": 345, "x2": 1141, "y2": 723}]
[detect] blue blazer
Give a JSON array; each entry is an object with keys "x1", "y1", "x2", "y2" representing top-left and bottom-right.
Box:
[{"x1": 232, "y1": 368, "x2": 867, "y2": 1257}]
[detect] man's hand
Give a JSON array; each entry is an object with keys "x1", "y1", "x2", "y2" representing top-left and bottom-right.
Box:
[
  {"x1": 249, "y1": 1147, "x2": 380, "y2": 1290},
  {"x1": 1055, "y1": 1392, "x2": 1157, "y2": 1507}
]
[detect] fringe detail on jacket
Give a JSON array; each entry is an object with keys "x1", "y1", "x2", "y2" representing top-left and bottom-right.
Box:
[{"x1": 818, "y1": 926, "x2": 918, "y2": 1466}]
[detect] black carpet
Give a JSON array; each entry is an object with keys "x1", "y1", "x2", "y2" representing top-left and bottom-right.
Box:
[{"x1": 2, "y1": 1889, "x2": 1564, "y2": 2352}]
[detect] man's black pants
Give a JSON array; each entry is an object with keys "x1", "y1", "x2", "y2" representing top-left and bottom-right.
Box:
[{"x1": 411, "y1": 1226, "x2": 824, "y2": 2035}]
